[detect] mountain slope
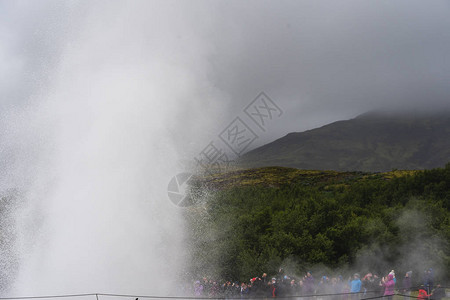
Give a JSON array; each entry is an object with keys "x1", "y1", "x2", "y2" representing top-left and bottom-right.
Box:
[{"x1": 239, "y1": 111, "x2": 450, "y2": 172}]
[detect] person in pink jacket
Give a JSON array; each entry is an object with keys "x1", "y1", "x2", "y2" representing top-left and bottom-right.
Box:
[{"x1": 382, "y1": 274, "x2": 395, "y2": 300}]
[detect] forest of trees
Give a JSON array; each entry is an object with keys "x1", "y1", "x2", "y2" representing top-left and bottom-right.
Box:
[{"x1": 186, "y1": 164, "x2": 450, "y2": 283}]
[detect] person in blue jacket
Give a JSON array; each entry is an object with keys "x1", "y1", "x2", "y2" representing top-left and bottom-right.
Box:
[{"x1": 350, "y1": 273, "x2": 362, "y2": 300}]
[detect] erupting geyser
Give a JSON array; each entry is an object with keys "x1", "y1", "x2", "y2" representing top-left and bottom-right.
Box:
[{"x1": 0, "y1": 1, "x2": 222, "y2": 296}]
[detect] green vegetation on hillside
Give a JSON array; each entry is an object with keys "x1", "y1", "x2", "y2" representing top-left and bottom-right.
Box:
[
  {"x1": 240, "y1": 112, "x2": 450, "y2": 172},
  {"x1": 186, "y1": 164, "x2": 450, "y2": 282}
]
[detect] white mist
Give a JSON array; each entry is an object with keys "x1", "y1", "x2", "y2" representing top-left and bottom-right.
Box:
[{"x1": 1, "y1": 1, "x2": 224, "y2": 296}]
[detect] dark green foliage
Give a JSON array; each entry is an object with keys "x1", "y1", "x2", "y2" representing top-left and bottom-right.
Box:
[{"x1": 186, "y1": 164, "x2": 450, "y2": 282}]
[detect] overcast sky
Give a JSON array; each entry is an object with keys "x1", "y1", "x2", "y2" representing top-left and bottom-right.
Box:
[{"x1": 1, "y1": 0, "x2": 450, "y2": 154}]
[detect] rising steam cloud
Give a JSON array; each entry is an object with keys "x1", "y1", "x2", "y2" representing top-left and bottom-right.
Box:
[{"x1": 0, "y1": 1, "x2": 226, "y2": 296}]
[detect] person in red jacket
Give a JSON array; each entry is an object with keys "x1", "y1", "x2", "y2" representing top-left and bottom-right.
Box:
[{"x1": 418, "y1": 286, "x2": 433, "y2": 300}]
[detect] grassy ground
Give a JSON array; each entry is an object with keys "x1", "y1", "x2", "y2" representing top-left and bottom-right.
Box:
[{"x1": 193, "y1": 166, "x2": 419, "y2": 191}]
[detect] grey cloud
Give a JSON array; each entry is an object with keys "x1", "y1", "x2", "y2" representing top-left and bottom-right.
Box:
[
  {"x1": 2, "y1": 0, "x2": 450, "y2": 153},
  {"x1": 202, "y1": 1, "x2": 450, "y2": 144}
]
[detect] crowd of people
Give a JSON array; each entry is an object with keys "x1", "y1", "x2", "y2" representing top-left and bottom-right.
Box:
[{"x1": 188, "y1": 269, "x2": 447, "y2": 299}]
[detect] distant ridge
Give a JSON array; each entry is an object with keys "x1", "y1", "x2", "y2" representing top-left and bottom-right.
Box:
[{"x1": 239, "y1": 111, "x2": 450, "y2": 172}]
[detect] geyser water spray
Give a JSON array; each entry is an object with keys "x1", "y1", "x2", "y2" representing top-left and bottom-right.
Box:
[{"x1": 1, "y1": 1, "x2": 224, "y2": 296}]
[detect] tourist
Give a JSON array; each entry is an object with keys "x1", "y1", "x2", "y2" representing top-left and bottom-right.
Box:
[
  {"x1": 402, "y1": 271, "x2": 413, "y2": 300},
  {"x1": 350, "y1": 273, "x2": 362, "y2": 300},
  {"x1": 381, "y1": 274, "x2": 395, "y2": 300}
]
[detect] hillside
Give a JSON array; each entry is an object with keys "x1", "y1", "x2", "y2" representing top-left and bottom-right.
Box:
[
  {"x1": 239, "y1": 111, "x2": 450, "y2": 172},
  {"x1": 186, "y1": 165, "x2": 450, "y2": 282}
]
